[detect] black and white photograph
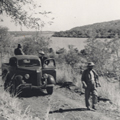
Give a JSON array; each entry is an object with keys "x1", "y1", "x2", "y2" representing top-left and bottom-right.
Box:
[{"x1": 0, "y1": 0, "x2": 120, "y2": 120}]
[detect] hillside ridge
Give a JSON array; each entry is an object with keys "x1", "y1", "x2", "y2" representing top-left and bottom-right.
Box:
[
  {"x1": 70, "y1": 19, "x2": 120, "y2": 31},
  {"x1": 53, "y1": 19, "x2": 120, "y2": 38}
]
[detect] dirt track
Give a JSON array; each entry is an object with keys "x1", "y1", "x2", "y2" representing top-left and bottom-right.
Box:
[{"x1": 19, "y1": 86, "x2": 120, "y2": 120}]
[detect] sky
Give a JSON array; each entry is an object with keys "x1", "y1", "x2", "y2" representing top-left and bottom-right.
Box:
[{"x1": 0, "y1": 0, "x2": 120, "y2": 31}]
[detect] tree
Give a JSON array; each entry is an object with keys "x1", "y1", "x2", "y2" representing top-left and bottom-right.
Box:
[
  {"x1": 65, "y1": 45, "x2": 81, "y2": 67},
  {"x1": 0, "y1": 0, "x2": 52, "y2": 29},
  {"x1": 21, "y1": 36, "x2": 51, "y2": 55},
  {"x1": 106, "y1": 38, "x2": 120, "y2": 80},
  {"x1": 0, "y1": 27, "x2": 13, "y2": 52},
  {"x1": 83, "y1": 38, "x2": 112, "y2": 75}
]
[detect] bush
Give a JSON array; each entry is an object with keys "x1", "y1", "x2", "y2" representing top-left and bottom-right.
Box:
[
  {"x1": 98, "y1": 77, "x2": 120, "y2": 108},
  {"x1": 56, "y1": 63, "x2": 82, "y2": 91},
  {"x1": 22, "y1": 36, "x2": 51, "y2": 55}
]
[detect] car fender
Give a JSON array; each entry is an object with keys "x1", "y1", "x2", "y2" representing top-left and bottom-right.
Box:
[{"x1": 47, "y1": 75, "x2": 55, "y2": 84}]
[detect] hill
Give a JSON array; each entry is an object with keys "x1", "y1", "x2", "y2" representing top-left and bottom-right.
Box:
[
  {"x1": 71, "y1": 20, "x2": 120, "y2": 31},
  {"x1": 53, "y1": 20, "x2": 120, "y2": 38}
]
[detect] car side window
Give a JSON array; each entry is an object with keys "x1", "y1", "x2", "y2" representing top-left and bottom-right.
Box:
[
  {"x1": 9, "y1": 58, "x2": 16, "y2": 66},
  {"x1": 43, "y1": 59, "x2": 55, "y2": 68}
]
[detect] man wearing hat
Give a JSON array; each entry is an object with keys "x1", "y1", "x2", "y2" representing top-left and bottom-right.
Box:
[
  {"x1": 14, "y1": 44, "x2": 24, "y2": 55},
  {"x1": 81, "y1": 62, "x2": 100, "y2": 110},
  {"x1": 39, "y1": 51, "x2": 48, "y2": 67}
]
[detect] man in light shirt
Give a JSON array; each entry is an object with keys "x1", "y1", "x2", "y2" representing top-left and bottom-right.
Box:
[{"x1": 81, "y1": 62, "x2": 100, "y2": 110}]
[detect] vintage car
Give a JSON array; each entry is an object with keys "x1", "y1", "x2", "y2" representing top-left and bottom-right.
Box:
[{"x1": 1, "y1": 55, "x2": 56, "y2": 95}]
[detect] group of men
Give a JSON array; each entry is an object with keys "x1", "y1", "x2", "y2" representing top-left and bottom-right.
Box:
[
  {"x1": 14, "y1": 44, "x2": 47, "y2": 66},
  {"x1": 14, "y1": 44, "x2": 100, "y2": 111}
]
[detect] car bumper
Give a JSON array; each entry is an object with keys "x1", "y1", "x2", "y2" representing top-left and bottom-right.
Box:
[{"x1": 17, "y1": 83, "x2": 54, "y2": 90}]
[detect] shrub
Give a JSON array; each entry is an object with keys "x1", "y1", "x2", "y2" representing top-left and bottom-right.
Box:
[
  {"x1": 98, "y1": 77, "x2": 120, "y2": 109},
  {"x1": 22, "y1": 36, "x2": 51, "y2": 55},
  {"x1": 56, "y1": 63, "x2": 82, "y2": 91}
]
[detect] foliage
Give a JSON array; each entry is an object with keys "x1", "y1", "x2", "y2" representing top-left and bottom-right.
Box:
[
  {"x1": 0, "y1": 26, "x2": 13, "y2": 54},
  {"x1": 55, "y1": 49, "x2": 66, "y2": 64},
  {"x1": 0, "y1": 89, "x2": 40, "y2": 120},
  {"x1": 0, "y1": 0, "x2": 52, "y2": 29},
  {"x1": 0, "y1": 26, "x2": 52, "y2": 57},
  {"x1": 0, "y1": 26, "x2": 9, "y2": 43},
  {"x1": 9, "y1": 31, "x2": 54, "y2": 37},
  {"x1": 56, "y1": 63, "x2": 82, "y2": 89},
  {"x1": 106, "y1": 38, "x2": 120, "y2": 79},
  {"x1": 21, "y1": 35, "x2": 51, "y2": 55},
  {"x1": 81, "y1": 37, "x2": 120, "y2": 81},
  {"x1": 82, "y1": 38, "x2": 110, "y2": 74},
  {"x1": 55, "y1": 45, "x2": 87, "y2": 70},
  {"x1": 64, "y1": 45, "x2": 81, "y2": 67}
]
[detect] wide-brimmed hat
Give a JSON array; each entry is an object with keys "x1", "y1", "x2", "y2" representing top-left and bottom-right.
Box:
[
  {"x1": 18, "y1": 44, "x2": 22, "y2": 48},
  {"x1": 87, "y1": 62, "x2": 95, "y2": 67},
  {"x1": 39, "y1": 51, "x2": 45, "y2": 55}
]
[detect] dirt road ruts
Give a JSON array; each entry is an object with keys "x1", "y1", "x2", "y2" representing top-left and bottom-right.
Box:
[{"x1": 20, "y1": 86, "x2": 119, "y2": 120}]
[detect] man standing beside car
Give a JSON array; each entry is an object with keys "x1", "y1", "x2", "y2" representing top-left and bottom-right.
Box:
[
  {"x1": 39, "y1": 51, "x2": 48, "y2": 67},
  {"x1": 81, "y1": 62, "x2": 100, "y2": 110}
]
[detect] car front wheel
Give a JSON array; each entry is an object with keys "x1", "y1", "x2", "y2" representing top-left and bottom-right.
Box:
[
  {"x1": 9, "y1": 83, "x2": 16, "y2": 96},
  {"x1": 46, "y1": 87, "x2": 53, "y2": 95}
]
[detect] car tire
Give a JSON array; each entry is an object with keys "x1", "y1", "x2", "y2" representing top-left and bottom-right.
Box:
[
  {"x1": 4, "y1": 74, "x2": 11, "y2": 90},
  {"x1": 9, "y1": 83, "x2": 16, "y2": 96},
  {"x1": 46, "y1": 87, "x2": 53, "y2": 95},
  {"x1": 10, "y1": 82, "x2": 22, "y2": 97}
]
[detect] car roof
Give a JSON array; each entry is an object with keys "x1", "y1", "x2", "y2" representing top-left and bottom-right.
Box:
[{"x1": 11, "y1": 55, "x2": 40, "y2": 60}]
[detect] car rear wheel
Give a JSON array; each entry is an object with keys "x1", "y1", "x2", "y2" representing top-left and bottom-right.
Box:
[{"x1": 46, "y1": 87, "x2": 53, "y2": 95}]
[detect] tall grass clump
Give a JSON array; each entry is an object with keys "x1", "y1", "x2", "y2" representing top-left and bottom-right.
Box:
[
  {"x1": 56, "y1": 63, "x2": 83, "y2": 90},
  {"x1": 98, "y1": 77, "x2": 120, "y2": 109},
  {"x1": 0, "y1": 90, "x2": 40, "y2": 120}
]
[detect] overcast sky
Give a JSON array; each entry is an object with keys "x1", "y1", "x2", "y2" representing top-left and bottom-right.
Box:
[{"x1": 0, "y1": 0, "x2": 120, "y2": 31}]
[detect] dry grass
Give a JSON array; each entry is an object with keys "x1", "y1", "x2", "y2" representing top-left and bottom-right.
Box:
[
  {"x1": 0, "y1": 91, "x2": 41, "y2": 120},
  {"x1": 56, "y1": 64, "x2": 83, "y2": 92},
  {"x1": 98, "y1": 77, "x2": 120, "y2": 107},
  {"x1": 0, "y1": 78, "x2": 40, "y2": 120},
  {"x1": 56, "y1": 64, "x2": 82, "y2": 87}
]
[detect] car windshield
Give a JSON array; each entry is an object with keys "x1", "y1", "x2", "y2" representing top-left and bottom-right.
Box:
[
  {"x1": 43, "y1": 59, "x2": 55, "y2": 68},
  {"x1": 18, "y1": 59, "x2": 40, "y2": 67}
]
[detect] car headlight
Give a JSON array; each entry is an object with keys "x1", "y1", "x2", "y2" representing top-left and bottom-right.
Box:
[{"x1": 24, "y1": 74, "x2": 30, "y2": 79}]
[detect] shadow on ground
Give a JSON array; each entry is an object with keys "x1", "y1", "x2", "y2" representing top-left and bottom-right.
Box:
[
  {"x1": 98, "y1": 96, "x2": 112, "y2": 104},
  {"x1": 18, "y1": 88, "x2": 48, "y2": 98},
  {"x1": 49, "y1": 108, "x2": 88, "y2": 114}
]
